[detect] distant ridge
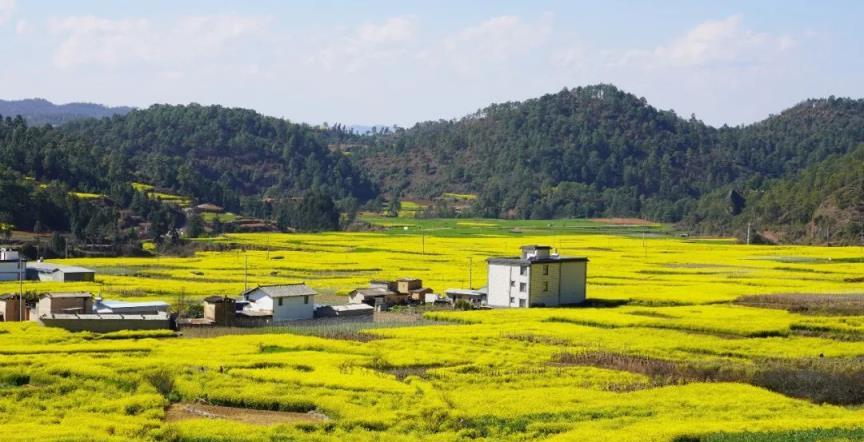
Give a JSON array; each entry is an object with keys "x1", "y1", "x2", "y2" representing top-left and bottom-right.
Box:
[{"x1": 0, "y1": 98, "x2": 134, "y2": 126}]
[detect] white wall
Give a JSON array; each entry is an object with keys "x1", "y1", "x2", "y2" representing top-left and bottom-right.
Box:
[
  {"x1": 487, "y1": 263, "x2": 531, "y2": 307},
  {"x1": 273, "y1": 295, "x2": 315, "y2": 321},
  {"x1": 245, "y1": 290, "x2": 274, "y2": 311}
]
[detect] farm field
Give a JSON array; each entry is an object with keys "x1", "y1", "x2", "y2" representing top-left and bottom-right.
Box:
[{"x1": 2, "y1": 218, "x2": 864, "y2": 441}]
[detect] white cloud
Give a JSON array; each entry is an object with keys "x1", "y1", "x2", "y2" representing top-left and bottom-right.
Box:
[
  {"x1": 0, "y1": 0, "x2": 15, "y2": 25},
  {"x1": 15, "y1": 18, "x2": 29, "y2": 34},
  {"x1": 443, "y1": 15, "x2": 552, "y2": 63},
  {"x1": 48, "y1": 14, "x2": 271, "y2": 69},
  {"x1": 357, "y1": 16, "x2": 416, "y2": 44},
  {"x1": 618, "y1": 15, "x2": 795, "y2": 69},
  {"x1": 308, "y1": 15, "x2": 418, "y2": 72}
]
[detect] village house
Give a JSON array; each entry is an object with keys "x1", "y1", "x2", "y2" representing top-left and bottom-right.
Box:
[
  {"x1": 27, "y1": 262, "x2": 95, "y2": 282},
  {"x1": 486, "y1": 245, "x2": 588, "y2": 308},
  {"x1": 348, "y1": 278, "x2": 433, "y2": 309},
  {"x1": 0, "y1": 249, "x2": 24, "y2": 281},
  {"x1": 445, "y1": 287, "x2": 488, "y2": 307},
  {"x1": 0, "y1": 294, "x2": 27, "y2": 321},
  {"x1": 37, "y1": 292, "x2": 94, "y2": 316},
  {"x1": 36, "y1": 292, "x2": 174, "y2": 332},
  {"x1": 242, "y1": 284, "x2": 317, "y2": 322}
]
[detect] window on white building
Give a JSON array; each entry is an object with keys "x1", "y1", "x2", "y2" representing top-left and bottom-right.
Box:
[
  {"x1": 510, "y1": 280, "x2": 515, "y2": 287},
  {"x1": 519, "y1": 282, "x2": 527, "y2": 293},
  {"x1": 303, "y1": 296, "x2": 309, "y2": 304},
  {"x1": 519, "y1": 299, "x2": 526, "y2": 307},
  {"x1": 509, "y1": 296, "x2": 515, "y2": 304},
  {"x1": 278, "y1": 298, "x2": 283, "y2": 306},
  {"x1": 520, "y1": 266, "x2": 528, "y2": 276}
]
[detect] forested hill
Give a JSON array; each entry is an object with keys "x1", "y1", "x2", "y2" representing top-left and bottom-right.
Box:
[
  {"x1": 354, "y1": 85, "x2": 864, "y2": 242},
  {"x1": 0, "y1": 105, "x2": 376, "y2": 252},
  {"x1": 0, "y1": 98, "x2": 133, "y2": 126},
  {"x1": 62, "y1": 104, "x2": 376, "y2": 210}
]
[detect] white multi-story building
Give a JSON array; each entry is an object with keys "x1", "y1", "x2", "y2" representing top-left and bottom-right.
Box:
[
  {"x1": 0, "y1": 249, "x2": 24, "y2": 281},
  {"x1": 486, "y1": 245, "x2": 587, "y2": 308}
]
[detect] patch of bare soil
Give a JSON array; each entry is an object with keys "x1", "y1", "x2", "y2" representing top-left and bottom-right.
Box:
[
  {"x1": 591, "y1": 218, "x2": 655, "y2": 226},
  {"x1": 165, "y1": 402, "x2": 327, "y2": 425}
]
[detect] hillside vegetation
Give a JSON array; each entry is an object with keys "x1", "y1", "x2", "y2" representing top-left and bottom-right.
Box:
[
  {"x1": 2, "y1": 86, "x2": 864, "y2": 243},
  {"x1": 354, "y1": 85, "x2": 864, "y2": 242}
]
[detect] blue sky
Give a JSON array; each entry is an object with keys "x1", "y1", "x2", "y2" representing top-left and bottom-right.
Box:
[{"x1": 0, "y1": 1, "x2": 861, "y2": 127}]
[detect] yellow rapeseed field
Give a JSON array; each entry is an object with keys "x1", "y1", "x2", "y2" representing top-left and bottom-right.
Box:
[{"x1": 1, "y1": 219, "x2": 864, "y2": 441}]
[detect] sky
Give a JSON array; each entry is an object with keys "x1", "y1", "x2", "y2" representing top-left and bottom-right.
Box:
[{"x1": 0, "y1": 0, "x2": 861, "y2": 127}]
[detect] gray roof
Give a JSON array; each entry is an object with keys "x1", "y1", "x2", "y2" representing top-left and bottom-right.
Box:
[
  {"x1": 445, "y1": 287, "x2": 488, "y2": 297},
  {"x1": 487, "y1": 256, "x2": 588, "y2": 265},
  {"x1": 351, "y1": 287, "x2": 396, "y2": 297},
  {"x1": 27, "y1": 262, "x2": 95, "y2": 274},
  {"x1": 42, "y1": 292, "x2": 93, "y2": 299},
  {"x1": 243, "y1": 284, "x2": 317, "y2": 298}
]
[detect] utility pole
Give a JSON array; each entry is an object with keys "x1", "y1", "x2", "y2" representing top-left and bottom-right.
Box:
[
  {"x1": 244, "y1": 254, "x2": 249, "y2": 291},
  {"x1": 746, "y1": 222, "x2": 751, "y2": 245},
  {"x1": 18, "y1": 254, "x2": 23, "y2": 321}
]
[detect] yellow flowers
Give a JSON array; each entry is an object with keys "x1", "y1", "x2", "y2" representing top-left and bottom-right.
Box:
[{"x1": 1, "y1": 224, "x2": 864, "y2": 440}]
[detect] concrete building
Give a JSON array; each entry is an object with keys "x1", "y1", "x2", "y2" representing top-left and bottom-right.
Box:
[
  {"x1": 37, "y1": 292, "x2": 94, "y2": 316},
  {"x1": 445, "y1": 287, "x2": 488, "y2": 307},
  {"x1": 27, "y1": 262, "x2": 95, "y2": 282},
  {"x1": 0, "y1": 249, "x2": 24, "y2": 281},
  {"x1": 203, "y1": 296, "x2": 237, "y2": 326},
  {"x1": 486, "y1": 245, "x2": 587, "y2": 308},
  {"x1": 0, "y1": 294, "x2": 27, "y2": 321},
  {"x1": 242, "y1": 284, "x2": 317, "y2": 322},
  {"x1": 94, "y1": 298, "x2": 170, "y2": 315}
]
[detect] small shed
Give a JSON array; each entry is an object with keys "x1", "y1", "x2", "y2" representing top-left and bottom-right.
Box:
[
  {"x1": 396, "y1": 278, "x2": 423, "y2": 294},
  {"x1": 203, "y1": 296, "x2": 237, "y2": 326},
  {"x1": 242, "y1": 284, "x2": 317, "y2": 322},
  {"x1": 94, "y1": 298, "x2": 170, "y2": 315},
  {"x1": 0, "y1": 294, "x2": 27, "y2": 321},
  {"x1": 37, "y1": 292, "x2": 94, "y2": 317},
  {"x1": 348, "y1": 287, "x2": 406, "y2": 309},
  {"x1": 27, "y1": 262, "x2": 95, "y2": 282},
  {"x1": 446, "y1": 287, "x2": 488, "y2": 307},
  {"x1": 315, "y1": 303, "x2": 374, "y2": 319}
]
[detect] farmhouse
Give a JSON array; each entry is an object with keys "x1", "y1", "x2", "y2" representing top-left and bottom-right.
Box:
[
  {"x1": 242, "y1": 284, "x2": 317, "y2": 322},
  {"x1": 486, "y1": 245, "x2": 587, "y2": 308},
  {"x1": 348, "y1": 287, "x2": 400, "y2": 309},
  {"x1": 445, "y1": 287, "x2": 488, "y2": 307},
  {"x1": 37, "y1": 292, "x2": 94, "y2": 316},
  {"x1": 0, "y1": 294, "x2": 27, "y2": 321},
  {"x1": 26, "y1": 262, "x2": 95, "y2": 282}
]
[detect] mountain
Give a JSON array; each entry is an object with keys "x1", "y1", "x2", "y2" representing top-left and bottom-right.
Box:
[
  {"x1": 351, "y1": 85, "x2": 864, "y2": 242},
  {"x1": 1, "y1": 86, "x2": 863, "y2": 244},
  {"x1": 61, "y1": 104, "x2": 376, "y2": 208},
  {"x1": 0, "y1": 104, "x2": 376, "y2": 250},
  {"x1": 0, "y1": 98, "x2": 134, "y2": 126}
]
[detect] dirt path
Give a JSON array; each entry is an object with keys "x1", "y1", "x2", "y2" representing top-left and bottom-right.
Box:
[{"x1": 165, "y1": 402, "x2": 327, "y2": 425}]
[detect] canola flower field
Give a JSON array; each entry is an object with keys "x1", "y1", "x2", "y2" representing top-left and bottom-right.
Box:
[{"x1": 2, "y1": 218, "x2": 864, "y2": 441}]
